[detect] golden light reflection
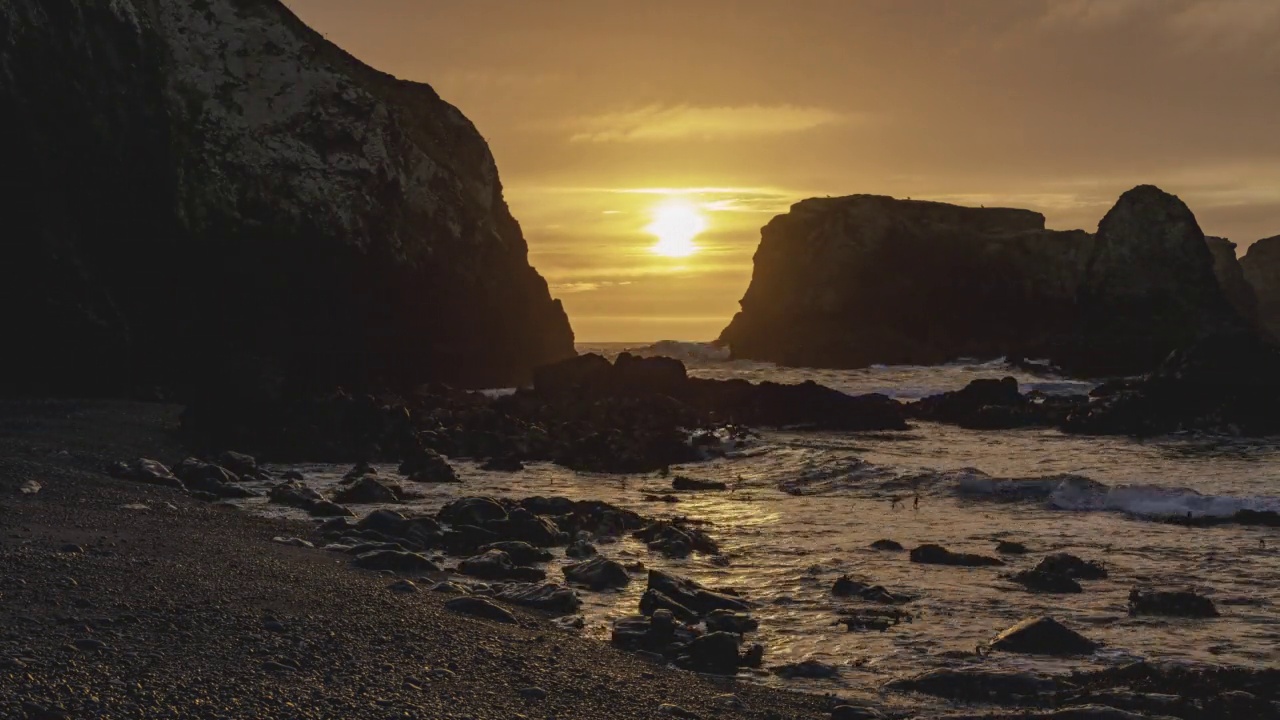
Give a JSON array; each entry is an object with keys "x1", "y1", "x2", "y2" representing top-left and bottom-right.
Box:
[{"x1": 646, "y1": 198, "x2": 707, "y2": 257}]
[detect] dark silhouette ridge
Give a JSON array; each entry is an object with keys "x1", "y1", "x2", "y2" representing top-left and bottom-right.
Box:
[
  {"x1": 1242, "y1": 235, "x2": 1280, "y2": 341},
  {"x1": 0, "y1": 0, "x2": 574, "y2": 397},
  {"x1": 720, "y1": 185, "x2": 1256, "y2": 377}
]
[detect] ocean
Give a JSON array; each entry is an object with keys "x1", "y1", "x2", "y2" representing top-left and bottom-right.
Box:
[{"x1": 236, "y1": 341, "x2": 1280, "y2": 710}]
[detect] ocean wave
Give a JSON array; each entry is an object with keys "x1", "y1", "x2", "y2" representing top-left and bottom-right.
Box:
[
  {"x1": 949, "y1": 468, "x2": 1280, "y2": 521},
  {"x1": 621, "y1": 340, "x2": 731, "y2": 364}
]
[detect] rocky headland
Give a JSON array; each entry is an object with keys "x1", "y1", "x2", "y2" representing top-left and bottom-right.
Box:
[
  {"x1": 1242, "y1": 235, "x2": 1280, "y2": 340},
  {"x1": 0, "y1": 0, "x2": 574, "y2": 397},
  {"x1": 720, "y1": 186, "x2": 1262, "y2": 378}
]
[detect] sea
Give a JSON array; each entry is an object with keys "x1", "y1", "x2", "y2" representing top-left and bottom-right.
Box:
[{"x1": 236, "y1": 341, "x2": 1280, "y2": 710}]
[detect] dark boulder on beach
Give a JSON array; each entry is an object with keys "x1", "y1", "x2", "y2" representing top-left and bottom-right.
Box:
[
  {"x1": 351, "y1": 549, "x2": 440, "y2": 574},
  {"x1": 910, "y1": 544, "x2": 1004, "y2": 567},
  {"x1": 457, "y1": 549, "x2": 546, "y2": 582},
  {"x1": 886, "y1": 668, "x2": 1058, "y2": 703},
  {"x1": 718, "y1": 186, "x2": 1253, "y2": 377},
  {"x1": 646, "y1": 570, "x2": 752, "y2": 618},
  {"x1": 0, "y1": 0, "x2": 573, "y2": 398},
  {"x1": 562, "y1": 556, "x2": 631, "y2": 590}
]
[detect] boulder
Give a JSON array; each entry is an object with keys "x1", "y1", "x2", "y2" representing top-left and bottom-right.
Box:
[
  {"x1": 1009, "y1": 569, "x2": 1083, "y2": 594},
  {"x1": 0, "y1": 0, "x2": 574, "y2": 396},
  {"x1": 478, "y1": 541, "x2": 552, "y2": 566},
  {"x1": 869, "y1": 539, "x2": 904, "y2": 551},
  {"x1": 399, "y1": 448, "x2": 459, "y2": 483},
  {"x1": 639, "y1": 589, "x2": 699, "y2": 623},
  {"x1": 989, "y1": 617, "x2": 1097, "y2": 656},
  {"x1": 996, "y1": 540, "x2": 1029, "y2": 554},
  {"x1": 1128, "y1": 588, "x2": 1219, "y2": 618},
  {"x1": 773, "y1": 660, "x2": 839, "y2": 679},
  {"x1": 494, "y1": 582, "x2": 581, "y2": 614},
  {"x1": 269, "y1": 481, "x2": 354, "y2": 517},
  {"x1": 910, "y1": 544, "x2": 1003, "y2": 567},
  {"x1": 351, "y1": 550, "x2": 440, "y2": 574},
  {"x1": 646, "y1": 570, "x2": 751, "y2": 618},
  {"x1": 457, "y1": 550, "x2": 546, "y2": 582},
  {"x1": 677, "y1": 631, "x2": 744, "y2": 674},
  {"x1": 563, "y1": 556, "x2": 631, "y2": 590},
  {"x1": 438, "y1": 497, "x2": 508, "y2": 527},
  {"x1": 1034, "y1": 553, "x2": 1107, "y2": 580},
  {"x1": 111, "y1": 458, "x2": 184, "y2": 490},
  {"x1": 885, "y1": 668, "x2": 1058, "y2": 703},
  {"x1": 1242, "y1": 235, "x2": 1280, "y2": 339},
  {"x1": 1205, "y1": 237, "x2": 1259, "y2": 325},
  {"x1": 705, "y1": 609, "x2": 758, "y2": 635},
  {"x1": 444, "y1": 597, "x2": 518, "y2": 624},
  {"x1": 216, "y1": 451, "x2": 258, "y2": 477},
  {"x1": 831, "y1": 576, "x2": 912, "y2": 604},
  {"x1": 331, "y1": 477, "x2": 402, "y2": 505},
  {"x1": 565, "y1": 540, "x2": 597, "y2": 559}
]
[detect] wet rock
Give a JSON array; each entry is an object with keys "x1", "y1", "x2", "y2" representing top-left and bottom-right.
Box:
[
  {"x1": 910, "y1": 544, "x2": 1004, "y2": 567},
  {"x1": 565, "y1": 539, "x2": 597, "y2": 559},
  {"x1": 481, "y1": 456, "x2": 524, "y2": 472},
  {"x1": 830, "y1": 575, "x2": 913, "y2": 604},
  {"x1": 647, "y1": 570, "x2": 751, "y2": 618},
  {"x1": 996, "y1": 540, "x2": 1029, "y2": 554},
  {"x1": 216, "y1": 450, "x2": 257, "y2": 477},
  {"x1": 388, "y1": 579, "x2": 418, "y2": 593},
  {"x1": 563, "y1": 556, "x2": 630, "y2": 590},
  {"x1": 437, "y1": 496, "x2": 508, "y2": 526},
  {"x1": 612, "y1": 612, "x2": 697, "y2": 654},
  {"x1": 271, "y1": 536, "x2": 314, "y2": 549},
  {"x1": 773, "y1": 659, "x2": 839, "y2": 679},
  {"x1": 677, "y1": 631, "x2": 744, "y2": 674},
  {"x1": 672, "y1": 476, "x2": 728, "y2": 491},
  {"x1": 886, "y1": 667, "x2": 1058, "y2": 703},
  {"x1": 429, "y1": 581, "x2": 470, "y2": 595},
  {"x1": 443, "y1": 597, "x2": 518, "y2": 624},
  {"x1": 990, "y1": 617, "x2": 1097, "y2": 656},
  {"x1": 1128, "y1": 588, "x2": 1219, "y2": 618},
  {"x1": 174, "y1": 457, "x2": 239, "y2": 487},
  {"x1": 1010, "y1": 569, "x2": 1083, "y2": 594},
  {"x1": 351, "y1": 549, "x2": 440, "y2": 574},
  {"x1": 870, "y1": 539, "x2": 904, "y2": 551},
  {"x1": 910, "y1": 377, "x2": 1052, "y2": 429},
  {"x1": 458, "y1": 550, "x2": 546, "y2": 582},
  {"x1": 830, "y1": 706, "x2": 883, "y2": 720},
  {"x1": 640, "y1": 589, "x2": 699, "y2": 623},
  {"x1": 835, "y1": 607, "x2": 913, "y2": 632},
  {"x1": 400, "y1": 448, "x2": 460, "y2": 483},
  {"x1": 270, "y1": 481, "x2": 355, "y2": 517},
  {"x1": 110, "y1": 458, "x2": 185, "y2": 489},
  {"x1": 489, "y1": 510, "x2": 567, "y2": 547},
  {"x1": 705, "y1": 609, "x2": 758, "y2": 635},
  {"x1": 332, "y1": 477, "x2": 403, "y2": 505},
  {"x1": 442, "y1": 525, "x2": 502, "y2": 555},
  {"x1": 478, "y1": 541, "x2": 552, "y2": 566},
  {"x1": 634, "y1": 520, "x2": 719, "y2": 557},
  {"x1": 495, "y1": 582, "x2": 582, "y2": 613},
  {"x1": 657, "y1": 703, "x2": 700, "y2": 719},
  {"x1": 1036, "y1": 553, "x2": 1107, "y2": 580}
]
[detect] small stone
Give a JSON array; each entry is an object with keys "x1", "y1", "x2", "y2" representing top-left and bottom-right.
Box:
[
  {"x1": 18, "y1": 480, "x2": 42, "y2": 495},
  {"x1": 426, "y1": 668, "x2": 456, "y2": 680},
  {"x1": 869, "y1": 539, "x2": 903, "y2": 551},
  {"x1": 263, "y1": 620, "x2": 286, "y2": 633},
  {"x1": 444, "y1": 596, "x2": 518, "y2": 624},
  {"x1": 388, "y1": 579, "x2": 418, "y2": 593},
  {"x1": 72, "y1": 638, "x2": 105, "y2": 652},
  {"x1": 59, "y1": 544, "x2": 84, "y2": 554},
  {"x1": 518, "y1": 687, "x2": 547, "y2": 701},
  {"x1": 659, "y1": 704, "x2": 700, "y2": 719},
  {"x1": 262, "y1": 660, "x2": 295, "y2": 673},
  {"x1": 996, "y1": 540, "x2": 1028, "y2": 554}
]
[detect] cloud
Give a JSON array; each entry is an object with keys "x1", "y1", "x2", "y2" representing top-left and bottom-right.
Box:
[
  {"x1": 567, "y1": 104, "x2": 851, "y2": 143},
  {"x1": 549, "y1": 280, "x2": 633, "y2": 294},
  {"x1": 1165, "y1": 0, "x2": 1280, "y2": 47},
  {"x1": 1037, "y1": 0, "x2": 1162, "y2": 29}
]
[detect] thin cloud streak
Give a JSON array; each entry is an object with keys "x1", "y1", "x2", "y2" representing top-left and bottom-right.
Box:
[{"x1": 567, "y1": 104, "x2": 852, "y2": 143}]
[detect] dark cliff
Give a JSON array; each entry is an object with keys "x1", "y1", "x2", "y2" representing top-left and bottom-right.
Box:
[
  {"x1": 1242, "y1": 236, "x2": 1280, "y2": 341},
  {"x1": 0, "y1": 0, "x2": 574, "y2": 396},
  {"x1": 720, "y1": 186, "x2": 1251, "y2": 376}
]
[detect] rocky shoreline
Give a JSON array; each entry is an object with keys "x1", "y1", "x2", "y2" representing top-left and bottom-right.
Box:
[{"x1": 5, "y1": 400, "x2": 1278, "y2": 720}]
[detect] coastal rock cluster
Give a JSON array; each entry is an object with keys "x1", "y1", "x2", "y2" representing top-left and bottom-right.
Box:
[
  {"x1": 0, "y1": 0, "x2": 573, "y2": 396},
  {"x1": 720, "y1": 185, "x2": 1267, "y2": 377}
]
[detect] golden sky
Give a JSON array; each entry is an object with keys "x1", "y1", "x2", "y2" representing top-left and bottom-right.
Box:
[{"x1": 285, "y1": 0, "x2": 1280, "y2": 342}]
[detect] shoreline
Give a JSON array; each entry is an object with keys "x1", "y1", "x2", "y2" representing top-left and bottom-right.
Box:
[{"x1": 0, "y1": 400, "x2": 833, "y2": 719}]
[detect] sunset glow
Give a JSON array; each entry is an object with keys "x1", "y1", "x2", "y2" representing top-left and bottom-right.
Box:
[{"x1": 645, "y1": 199, "x2": 707, "y2": 258}]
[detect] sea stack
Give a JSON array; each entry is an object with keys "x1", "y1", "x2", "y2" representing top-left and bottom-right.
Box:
[
  {"x1": 720, "y1": 186, "x2": 1252, "y2": 376},
  {"x1": 1242, "y1": 235, "x2": 1280, "y2": 341},
  {"x1": 0, "y1": 0, "x2": 574, "y2": 396}
]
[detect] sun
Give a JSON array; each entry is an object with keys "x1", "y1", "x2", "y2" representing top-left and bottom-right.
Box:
[{"x1": 646, "y1": 199, "x2": 706, "y2": 257}]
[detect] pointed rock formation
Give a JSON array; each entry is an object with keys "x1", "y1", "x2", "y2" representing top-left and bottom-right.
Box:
[
  {"x1": 1067, "y1": 186, "x2": 1246, "y2": 376},
  {"x1": 1242, "y1": 235, "x2": 1280, "y2": 340},
  {"x1": 0, "y1": 0, "x2": 573, "y2": 396}
]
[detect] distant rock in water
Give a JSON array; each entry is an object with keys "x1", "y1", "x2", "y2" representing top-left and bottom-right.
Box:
[
  {"x1": 0, "y1": 0, "x2": 573, "y2": 396},
  {"x1": 719, "y1": 186, "x2": 1254, "y2": 377},
  {"x1": 1242, "y1": 235, "x2": 1280, "y2": 341}
]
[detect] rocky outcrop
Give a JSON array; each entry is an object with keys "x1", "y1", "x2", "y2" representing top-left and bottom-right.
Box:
[
  {"x1": 1205, "y1": 237, "x2": 1258, "y2": 325},
  {"x1": 0, "y1": 0, "x2": 573, "y2": 396},
  {"x1": 721, "y1": 186, "x2": 1251, "y2": 377},
  {"x1": 1242, "y1": 235, "x2": 1280, "y2": 340}
]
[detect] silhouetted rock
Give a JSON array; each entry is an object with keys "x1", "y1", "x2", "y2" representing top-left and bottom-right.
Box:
[
  {"x1": 646, "y1": 570, "x2": 751, "y2": 618},
  {"x1": 672, "y1": 476, "x2": 728, "y2": 491},
  {"x1": 1009, "y1": 569, "x2": 1083, "y2": 594},
  {"x1": 869, "y1": 539, "x2": 904, "y2": 551},
  {"x1": 996, "y1": 540, "x2": 1029, "y2": 554},
  {"x1": 1242, "y1": 235, "x2": 1280, "y2": 340},
  {"x1": 1065, "y1": 186, "x2": 1248, "y2": 376},
  {"x1": 990, "y1": 617, "x2": 1096, "y2": 656},
  {"x1": 910, "y1": 544, "x2": 1004, "y2": 567},
  {"x1": 1063, "y1": 331, "x2": 1280, "y2": 436},
  {"x1": 1206, "y1": 237, "x2": 1259, "y2": 326},
  {"x1": 457, "y1": 549, "x2": 546, "y2": 582},
  {"x1": 493, "y1": 582, "x2": 581, "y2": 614},
  {"x1": 719, "y1": 187, "x2": 1251, "y2": 376},
  {"x1": 1034, "y1": 553, "x2": 1108, "y2": 580},
  {"x1": 444, "y1": 596, "x2": 517, "y2": 624},
  {"x1": 562, "y1": 556, "x2": 630, "y2": 590},
  {"x1": 886, "y1": 668, "x2": 1058, "y2": 703},
  {"x1": 1128, "y1": 588, "x2": 1219, "y2": 618},
  {"x1": 351, "y1": 549, "x2": 440, "y2": 574},
  {"x1": 0, "y1": 0, "x2": 573, "y2": 397},
  {"x1": 331, "y1": 477, "x2": 403, "y2": 505}
]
